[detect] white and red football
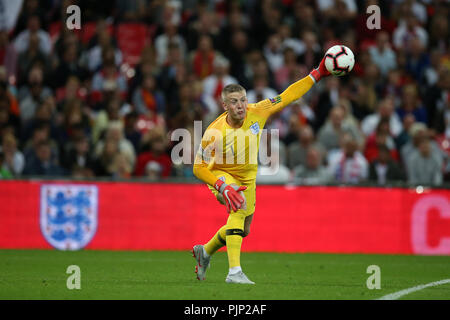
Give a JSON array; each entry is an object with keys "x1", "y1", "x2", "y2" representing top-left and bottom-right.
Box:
[{"x1": 324, "y1": 45, "x2": 355, "y2": 76}]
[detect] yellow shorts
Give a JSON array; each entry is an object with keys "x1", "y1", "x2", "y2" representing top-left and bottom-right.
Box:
[{"x1": 208, "y1": 170, "x2": 256, "y2": 217}]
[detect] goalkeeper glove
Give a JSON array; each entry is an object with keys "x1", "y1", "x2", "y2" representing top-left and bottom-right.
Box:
[
  {"x1": 214, "y1": 179, "x2": 247, "y2": 213},
  {"x1": 309, "y1": 54, "x2": 331, "y2": 83}
]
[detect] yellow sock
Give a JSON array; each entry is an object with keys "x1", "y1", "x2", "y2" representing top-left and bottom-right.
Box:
[
  {"x1": 204, "y1": 225, "x2": 227, "y2": 256},
  {"x1": 226, "y1": 233, "x2": 243, "y2": 268},
  {"x1": 225, "y1": 213, "x2": 245, "y2": 268}
]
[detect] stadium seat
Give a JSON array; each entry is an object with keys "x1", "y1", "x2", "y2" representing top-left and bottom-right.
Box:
[
  {"x1": 81, "y1": 21, "x2": 114, "y2": 45},
  {"x1": 116, "y1": 23, "x2": 154, "y2": 67}
]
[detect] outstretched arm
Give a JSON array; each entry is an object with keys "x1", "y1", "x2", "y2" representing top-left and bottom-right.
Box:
[{"x1": 257, "y1": 55, "x2": 331, "y2": 116}]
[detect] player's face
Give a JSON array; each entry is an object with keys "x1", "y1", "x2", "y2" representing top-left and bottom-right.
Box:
[{"x1": 224, "y1": 91, "x2": 248, "y2": 122}]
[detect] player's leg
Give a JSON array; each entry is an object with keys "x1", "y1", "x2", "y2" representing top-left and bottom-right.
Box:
[
  {"x1": 243, "y1": 213, "x2": 253, "y2": 237},
  {"x1": 193, "y1": 173, "x2": 231, "y2": 281},
  {"x1": 224, "y1": 182, "x2": 255, "y2": 284},
  {"x1": 202, "y1": 174, "x2": 239, "y2": 256},
  {"x1": 224, "y1": 211, "x2": 255, "y2": 284},
  {"x1": 203, "y1": 192, "x2": 253, "y2": 255},
  {"x1": 203, "y1": 224, "x2": 226, "y2": 255}
]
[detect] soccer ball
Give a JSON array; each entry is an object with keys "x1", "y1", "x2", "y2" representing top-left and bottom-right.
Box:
[{"x1": 324, "y1": 45, "x2": 355, "y2": 76}]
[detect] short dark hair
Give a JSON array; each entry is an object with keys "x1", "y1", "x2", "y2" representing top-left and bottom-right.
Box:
[{"x1": 221, "y1": 84, "x2": 246, "y2": 101}]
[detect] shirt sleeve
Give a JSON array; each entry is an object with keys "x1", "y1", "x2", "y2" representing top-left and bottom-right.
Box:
[
  {"x1": 253, "y1": 75, "x2": 315, "y2": 118},
  {"x1": 193, "y1": 130, "x2": 219, "y2": 187}
]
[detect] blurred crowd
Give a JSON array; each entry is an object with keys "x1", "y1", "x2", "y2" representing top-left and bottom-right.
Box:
[{"x1": 0, "y1": 0, "x2": 449, "y2": 186}]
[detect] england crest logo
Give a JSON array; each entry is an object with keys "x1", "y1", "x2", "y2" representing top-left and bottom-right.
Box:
[
  {"x1": 40, "y1": 184, "x2": 98, "y2": 250},
  {"x1": 250, "y1": 122, "x2": 260, "y2": 135}
]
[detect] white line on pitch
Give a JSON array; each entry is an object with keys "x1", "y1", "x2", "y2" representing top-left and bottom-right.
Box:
[{"x1": 377, "y1": 279, "x2": 450, "y2": 300}]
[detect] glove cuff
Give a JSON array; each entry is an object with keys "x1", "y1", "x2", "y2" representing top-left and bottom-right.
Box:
[
  {"x1": 214, "y1": 179, "x2": 227, "y2": 193},
  {"x1": 309, "y1": 69, "x2": 321, "y2": 83}
]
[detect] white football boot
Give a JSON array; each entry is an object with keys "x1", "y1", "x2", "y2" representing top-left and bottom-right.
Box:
[
  {"x1": 225, "y1": 271, "x2": 255, "y2": 284},
  {"x1": 192, "y1": 245, "x2": 210, "y2": 281}
]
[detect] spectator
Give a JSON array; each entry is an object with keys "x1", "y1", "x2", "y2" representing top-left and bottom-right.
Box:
[
  {"x1": 135, "y1": 129, "x2": 172, "y2": 177},
  {"x1": 154, "y1": 21, "x2": 187, "y2": 67},
  {"x1": 368, "y1": 31, "x2": 397, "y2": 77},
  {"x1": 317, "y1": 105, "x2": 361, "y2": 153},
  {"x1": 277, "y1": 24, "x2": 303, "y2": 57},
  {"x1": 247, "y1": 76, "x2": 277, "y2": 104},
  {"x1": 51, "y1": 42, "x2": 87, "y2": 89},
  {"x1": 0, "y1": 133, "x2": 25, "y2": 176},
  {"x1": 263, "y1": 33, "x2": 284, "y2": 73},
  {"x1": 287, "y1": 124, "x2": 324, "y2": 170},
  {"x1": 369, "y1": 144, "x2": 405, "y2": 185},
  {"x1": 364, "y1": 118, "x2": 400, "y2": 164},
  {"x1": 22, "y1": 140, "x2": 65, "y2": 176},
  {"x1": 275, "y1": 47, "x2": 304, "y2": 92},
  {"x1": 361, "y1": 98, "x2": 403, "y2": 138},
  {"x1": 92, "y1": 138, "x2": 120, "y2": 176},
  {"x1": 145, "y1": 160, "x2": 163, "y2": 181},
  {"x1": 328, "y1": 133, "x2": 369, "y2": 184},
  {"x1": 316, "y1": 0, "x2": 357, "y2": 21},
  {"x1": 395, "y1": 113, "x2": 416, "y2": 151},
  {"x1": 0, "y1": 68, "x2": 20, "y2": 120},
  {"x1": 396, "y1": 84, "x2": 427, "y2": 124},
  {"x1": 405, "y1": 36, "x2": 430, "y2": 83},
  {"x1": 170, "y1": 81, "x2": 204, "y2": 130},
  {"x1": 428, "y1": 11, "x2": 449, "y2": 52},
  {"x1": 313, "y1": 76, "x2": 341, "y2": 131},
  {"x1": 393, "y1": 15, "x2": 428, "y2": 52},
  {"x1": 86, "y1": 29, "x2": 122, "y2": 72},
  {"x1": 60, "y1": 98, "x2": 91, "y2": 143},
  {"x1": 201, "y1": 55, "x2": 237, "y2": 119},
  {"x1": 109, "y1": 153, "x2": 133, "y2": 179},
  {"x1": 185, "y1": 10, "x2": 220, "y2": 51},
  {"x1": 18, "y1": 65, "x2": 53, "y2": 124},
  {"x1": 123, "y1": 112, "x2": 142, "y2": 155},
  {"x1": 90, "y1": 47, "x2": 128, "y2": 104},
  {"x1": 218, "y1": 7, "x2": 251, "y2": 54},
  {"x1": 0, "y1": 100, "x2": 20, "y2": 139},
  {"x1": 256, "y1": 133, "x2": 290, "y2": 184},
  {"x1": 407, "y1": 138, "x2": 443, "y2": 186},
  {"x1": 23, "y1": 122, "x2": 59, "y2": 165},
  {"x1": 425, "y1": 67, "x2": 450, "y2": 131},
  {"x1": 293, "y1": 146, "x2": 332, "y2": 185},
  {"x1": 115, "y1": 0, "x2": 148, "y2": 22},
  {"x1": 14, "y1": 15, "x2": 52, "y2": 56},
  {"x1": 17, "y1": 31, "x2": 50, "y2": 86},
  {"x1": 291, "y1": 4, "x2": 319, "y2": 38},
  {"x1": 94, "y1": 121, "x2": 136, "y2": 169},
  {"x1": 223, "y1": 29, "x2": 252, "y2": 89},
  {"x1": 157, "y1": 42, "x2": 185, "y2": 104},
  {"x1": 0, "y1": 30, "x2": 18, "y2": 81},
  {"x1": 0, "y1": 152, "x2": 13, "y2": 179},
  {"x1": 297, "y1": 30, "x2": 322, "y2": 72},
  {"x1": 401, "y1": 122, "x2": 445, "y2": 172},
  {"x1": 189, "y1": 34, "x2": 218, "y2": 80},
  {"x1": 132, "y1": 74, "x2": 166, "y2": 118},
  {"x1": 61, "y1": 135, "x2": 96, "y2": 176}
]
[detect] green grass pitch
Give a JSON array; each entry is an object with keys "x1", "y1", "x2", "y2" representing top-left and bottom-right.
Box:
[{"x1": 0, "y1": 249, "x2": 449, "y2": 300}]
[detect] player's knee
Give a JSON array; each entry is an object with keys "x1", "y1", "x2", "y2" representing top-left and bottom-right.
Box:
[
  {"x1": 226, "y1": 229, "x2": 245, "y2": 237},
  {"x1": 243, "y1": 229, "x2": 250, "y2": 237}
]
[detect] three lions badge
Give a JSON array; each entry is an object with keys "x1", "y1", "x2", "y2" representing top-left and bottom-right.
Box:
[{"x1": 40, "y1": 184, "x2": 98, "y2": 250}]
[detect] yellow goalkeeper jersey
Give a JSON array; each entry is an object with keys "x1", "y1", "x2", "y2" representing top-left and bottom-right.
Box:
[{"x1": 193, "y1": 75, "x2": 314, "y2": 186}]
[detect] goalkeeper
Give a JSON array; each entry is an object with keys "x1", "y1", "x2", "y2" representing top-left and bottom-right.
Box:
[{"x1": 192, "y1": 55, "x2": 331, "y2": 284}]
